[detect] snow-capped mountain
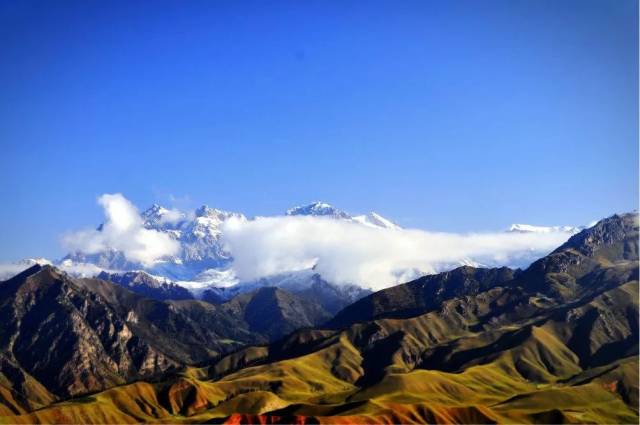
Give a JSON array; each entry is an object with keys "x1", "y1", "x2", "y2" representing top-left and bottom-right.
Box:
[
  {"x1": 3, "y1": 200, "x2": 584, "y2": 307},
  {"x1": 65, "y1": 203, "x2": 246, "y2": 280},
  {"x1": 287, "y1": 201, "x2": 400, "y2": 229},
  {"x1": 53, "y1": 201, "x2": 400, "y2": 303},
  {"x1": 198, "y1": 269, "x2": 371, "y2": 313},
  {"x1": 142, "y1": 204, "x2": 246, "y2": 265},
  {"x1": 97, "y1": 270, "x2": 194, "y2": 301},
  {"x1": 286, "y1": 201, "x2": 352, "y2": 219},
  {"x1": 508, "y1": 223, "x2": 583, "y2": 234},
  {"x1": 352, "y1": 212, "x2": 401, "y2": 230},
  {"x1": 65, "y1": 201, "x2": 399, "y2": 279}
]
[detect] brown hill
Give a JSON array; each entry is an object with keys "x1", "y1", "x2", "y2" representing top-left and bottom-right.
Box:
[
  {"x1": 1, "y1": 213, "x2": 638, "y2": 424},
  {"x1": 0, "y1": 267, "x2": 332, "y2": 414}
]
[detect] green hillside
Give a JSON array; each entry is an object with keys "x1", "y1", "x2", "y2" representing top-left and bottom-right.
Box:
[{"x1": 1, "y1": 213, "x2": 638, "y2": 424}]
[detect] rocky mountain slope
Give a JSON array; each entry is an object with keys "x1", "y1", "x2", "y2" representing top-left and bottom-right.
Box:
[
  {"x1": 3, "y1": 213, "x2": 634, "y2": 424},
  {"x1": 218, "y1": 287, "x2": 331, "y2": 341},
  {"x1": 0, "y1": 266, "x2": 182, "y2": 406},
  {"x1": 201, "y1": 271, "x2": 371, "y2": 314},
  {"x1": 0, "y1": 266, "x2": 334, "y2": 415},
  {"x1": 95, "y1": 267, "x2": 370, "y2": 314},
  {"x1": 329, "y1": 213, "x2": 637, "y2": 328},
  {"x1": 97, "y1": 270, "x2": 194, "y2": 301}
]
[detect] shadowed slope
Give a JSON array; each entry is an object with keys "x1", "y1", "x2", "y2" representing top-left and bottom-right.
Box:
[
  {"x1": 97, "y1": 270, "x2": 195, "y2": 301},
  {"x1": 1, "y1": 213, "x2": 638, "y2": 424},
  {"x1": 0, "y1": 266, "x2": 180, "y2": 402},
  {"x1": 0, "y1": 268, "x2": 334, "y2": 413}
]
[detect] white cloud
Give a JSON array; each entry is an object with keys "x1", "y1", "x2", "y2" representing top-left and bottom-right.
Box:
[
  {"x1": 63, "y1": 193, "x2": 180, "y2": 266},
  {"x1": 221, "y1": 216, "x2": 573, "y2": 290},
  {"x1": 0, "y1": 258, "x2": 52, "y2": 281},
  {"x1": 158, "y1": 207, "x2": 187, "y2": 225},
  {"x1": 56, "y1": 194, "x2": 577, "y2": 291},
  {"x1": 0, "y1": 259, "x2": 107, "y2": 281},
  {"x1": 58, "y1": 259, "x2": 106, "y2": 277}
]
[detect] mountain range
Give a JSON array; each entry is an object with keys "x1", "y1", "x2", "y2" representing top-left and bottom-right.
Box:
[
  {"x1": 0, "y1": 212, "x2": 637, "y2": 424},
  {"x1": 1, "y1": 201, "x2": 583, "y2": 309},
  {"x1": 55, "y1": 202, "x2": 409, "y2": 307},
  {"x1": 0, "y1": 265, "x2": 333, "y2": 411},
  {"x1": 64, "y1": 201, "x2": 402, "y2": 281}
]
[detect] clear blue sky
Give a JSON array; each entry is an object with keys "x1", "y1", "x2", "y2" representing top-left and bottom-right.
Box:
[{"x1": 0, "y1": 0, "x2": 637, "y2": 261}]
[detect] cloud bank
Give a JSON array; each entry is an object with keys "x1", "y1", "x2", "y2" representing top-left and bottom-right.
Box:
[
  {"x1": 0, "y1": 258, "x2": 115, "y2": 281},
  {"x1": 63, "y1": 194, "x2": 180, "y2": 266},
  {"x1": 58, "y1": 194, "x2": 575, "y2": 290},
  {"x1": 221, "y1": 216, "x2": 572, "y2": 290},
  {"x1": 0, "y1": 258, "x2": 52, "y2": 281},
  {"x1": 157, "y1": 208, "x2": 186, "y2": 225}
]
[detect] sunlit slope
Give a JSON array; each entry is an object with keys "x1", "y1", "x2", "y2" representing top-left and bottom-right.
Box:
[
  {"x1": 2, "y1": 213, "x2": 638, "y2": 424},
  {"x1": 6, "y1": 277, "x2": 637, "y2": 424}
]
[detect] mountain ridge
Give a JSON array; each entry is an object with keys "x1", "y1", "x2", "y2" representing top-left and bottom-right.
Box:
[
  {"x1": 1, "y1": 211, "x2": 636, "y2": 423},
  {"x1": 0, "y1": 265, "x2": 338, "y2": 414}
]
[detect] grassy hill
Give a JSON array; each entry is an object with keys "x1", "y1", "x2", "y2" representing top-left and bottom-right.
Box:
[{"x1": 1, "y1": 213, "x2": 638, "y2": 424}]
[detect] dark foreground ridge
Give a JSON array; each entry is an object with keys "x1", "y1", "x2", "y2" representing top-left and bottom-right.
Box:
[{"x1": 0, "y1": 266, "x2": 333, "y2": 413}]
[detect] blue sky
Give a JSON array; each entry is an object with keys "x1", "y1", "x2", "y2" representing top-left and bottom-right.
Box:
[{"x1": 0, "y1": 0, "x2": 637, "y2": 261}]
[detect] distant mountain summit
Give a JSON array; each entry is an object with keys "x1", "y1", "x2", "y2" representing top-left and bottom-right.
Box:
[
  {"x1": 141, "y1": 203, "x2": 245, "y2": 267},
  {"x1": 65, "y1": 203, "x2": 246, "y2": 280},
  {"x1": 67, "y1": 201, "x2": 400, "y2": 280},
  {"x1": 287, "y1": 201, "x2": 401, "y2": 229},
  {"x1": 508, "y1": 223, "x2": 583, "y2": 234},
  {"x1": 24, "y1": 200, "x2": 585, "y2": 308},
  {"x1": 96, "y1": 270, "x2": 194, "y2": 301},
  {"x1": 66, "y1": 200, "x2": 401, "y2": 284},
  {"x1": 286, "y1": 201, "x2": 351, "y2": 219},
  {"x1": 352, "y1": 211, "x2": 401, "y2": 229}
]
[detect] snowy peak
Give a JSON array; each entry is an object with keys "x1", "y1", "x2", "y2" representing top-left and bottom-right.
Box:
[
  {"x1": 286, "y1": 202, "x2": 400, "y2": 229},
  {"x1": 142, "y1": 204, "x2": 187, "y2": 229},
  {"x1": 141, "y1": 203, "x2": 169, "y2": 221},
  {"x1": 286, "y1": 202, "x2": 351, "y2": 219},
  {"x1": 141, "y1": 204, "x2": 244, "y2": 231},
  {"x1": 70, "y1": 203, "x2": 249, "y2": 277},
  {"x1": 195, "y1": 205, "x2": 242, "y2": 220},
  {"x1": 139, "y1": 203, "x2": 245, "y2": 241},
  {"x1": 97, "y1": 270, "x2": 169, "y2": 289},
  {"x1": 508, "y1": 223, "x2": 583, "y2": 234},
  {"x1": 352, "y1": 212, "x2": 401, "y2": 230},
  {"x1": 183, "y1": 206, "x2": 245, "y2": 258},
  {"x1": 191, "y1": 205, "x2": 245, "y2": 235},
  {"x1": 97, "y1": 270, "x2": 194, "y2": 301}
]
